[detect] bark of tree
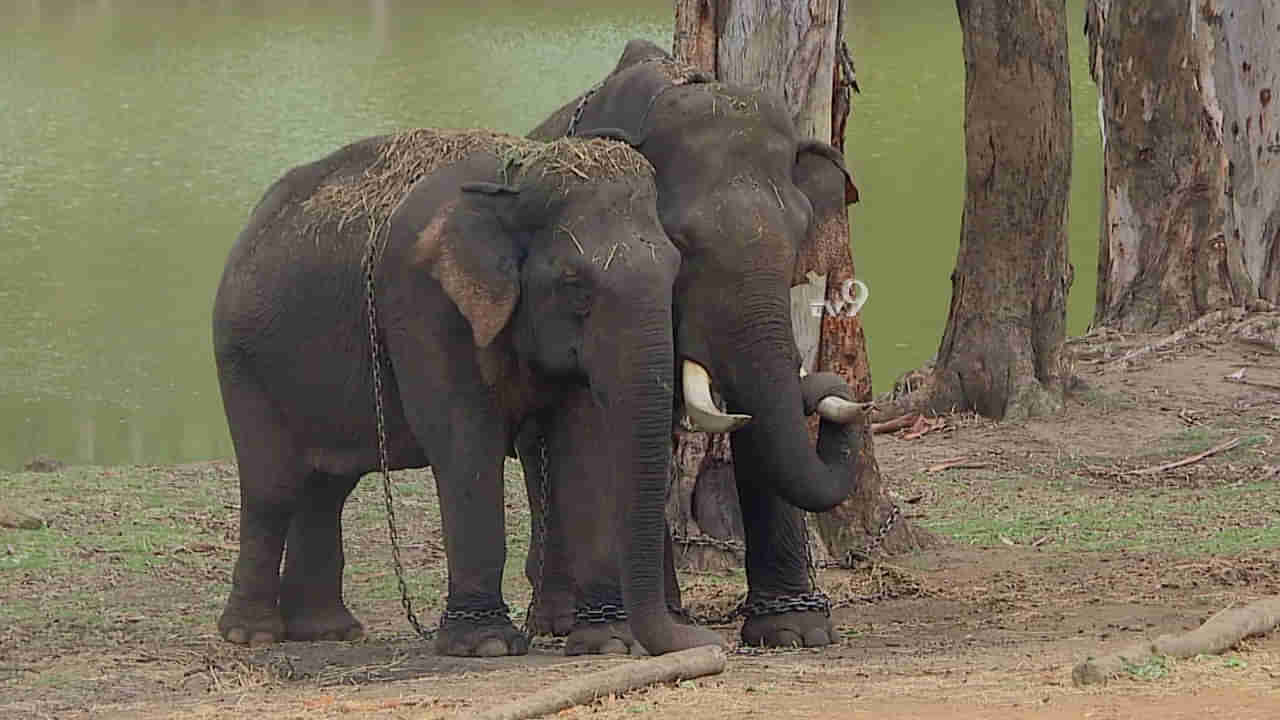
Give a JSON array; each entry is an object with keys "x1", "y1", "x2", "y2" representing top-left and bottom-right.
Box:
[
  {"x1": 668, "y1": 0, "x2": 933, "y2": 568},
  {"x1": 1084, "y1": 0, "x2": 1258, "y2": 331},
  {"x1": 1218, "y1": 2, "x2": 1280, "y2": 303},
  {"x1": 922, "y1": 0, "x2": 1073, "y2": 421}
]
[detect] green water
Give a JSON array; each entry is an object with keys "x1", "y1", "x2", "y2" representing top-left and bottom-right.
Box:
[{"x1": 0, "y1": 1, "x2": 1100, "y2": 469}]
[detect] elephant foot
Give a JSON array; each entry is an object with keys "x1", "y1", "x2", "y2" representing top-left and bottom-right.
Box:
[
  {"x1": 530, "y1": 588, "x2": 577, "y2": 637},
  {"x1": 565, "y1": 621, "x2": 643, "y2": 656},
  {"x1": 434, "y1": 608, "x2": 529, "y2": 657},
  {"x1": 283, "y1": 605, "x2": 366, "y2": 642},
  {"x1": 741, "y1": 610, "x2": 836, "y2": 648},
  {"x1": 218, "y1": 602, "x2": 285, "y2": 647}
]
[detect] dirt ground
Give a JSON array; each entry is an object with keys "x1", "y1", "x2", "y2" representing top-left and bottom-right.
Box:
[{"x1": 3, "y1": 317, "x2": 1280, "y2": 719}]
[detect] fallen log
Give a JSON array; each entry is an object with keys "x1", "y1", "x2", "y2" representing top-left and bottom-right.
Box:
[
  {"x1": 469, "y1": 645, "x2": 727, "y2": 720},
  {"x1": 1072, "y1": 596, "x2": 1280, "y2": 687}
]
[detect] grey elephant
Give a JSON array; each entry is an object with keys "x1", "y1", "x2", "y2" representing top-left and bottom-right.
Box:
[
  {"x1": 210, "y1": 127, "x2": 722, "y2": 657},
  {"x1": 520, "y1": 39, "x2": 867, "y2": 652}
]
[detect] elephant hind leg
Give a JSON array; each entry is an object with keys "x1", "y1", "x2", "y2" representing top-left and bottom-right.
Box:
[
  {"x1": 216, "y1": 377, "x2": 306, "y2": 647},
  {"x1": 280, "y1": 472, "x2": 364, "y2": 642}
]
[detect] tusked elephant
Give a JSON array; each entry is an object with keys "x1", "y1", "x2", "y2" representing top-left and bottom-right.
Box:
[
  {"x1": 520, "y1": 39, "x2": 867, "y2": 652},
  {"x1": 210, "y1": 127, "x2": 722, "y2": 658}
]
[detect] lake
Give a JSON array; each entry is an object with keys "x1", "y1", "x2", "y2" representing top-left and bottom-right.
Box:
[{"x1": 0, "y1": 0, "x2": 1100, "y2": 468}]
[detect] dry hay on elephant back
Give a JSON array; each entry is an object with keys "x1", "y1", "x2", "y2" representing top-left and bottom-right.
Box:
[
  {"x1": 648, "y1": 55, "x2": 710, "y2": 85},
  {"x1": 301, "y1": 128, "x2": 654, "y2": 234}
]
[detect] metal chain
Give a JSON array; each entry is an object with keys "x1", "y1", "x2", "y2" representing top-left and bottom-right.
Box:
[
  {"x1": 566, "y1": 79, "x2": 605, "y2": 136},
  {"x1": 441, "y1": 606, "x2": 512, "y2": 627},
  {"x1": 364, "y1": 219, "x2": 434, "y2": 641},
  {"x1": 520, "y1": 434, "x2": 550, "y2": 639},
  {"x1": 575, "y1": 603, "x2": 628, "y2": 625},
  {"x1": 842, "y1": 502, "x2": 901, "y2": 568}
]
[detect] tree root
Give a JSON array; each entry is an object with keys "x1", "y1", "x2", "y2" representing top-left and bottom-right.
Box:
[
  {"x1": 1071, "y1": 596, "x2": 1280, "y2": 687},
  {"x1": 469, "y1": 645, "x2": 727, "y2": 720}
]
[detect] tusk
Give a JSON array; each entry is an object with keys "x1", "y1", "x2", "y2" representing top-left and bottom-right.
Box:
[
  {"x1": 682, "y1": 360, "x2": 752, "y2": 433},
  {"x1": 816, "y1": 396, "x2": 874, "y2": 423}
]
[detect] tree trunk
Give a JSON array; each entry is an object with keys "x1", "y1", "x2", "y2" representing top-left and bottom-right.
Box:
[
  {"x1": 925, "y1": 0, "x2": 1073, "y2": 422},
  {"x1": 669, "y1": 0, "x2": 932, "y2": 567},
  {"x1": 1085, "y1": 0, "x2": 1255, "y2": 331},
  {"x1": 1218, "y1": 2, "x2": 1280, "y2": 303}
]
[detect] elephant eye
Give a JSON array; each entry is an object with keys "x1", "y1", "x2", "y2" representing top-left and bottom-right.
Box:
[{"x1": 560, "y1": 276, "x2": 592, "y2": 317}]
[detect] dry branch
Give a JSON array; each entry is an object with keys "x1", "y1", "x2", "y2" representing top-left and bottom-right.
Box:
[
  {"x1": 1125, "y1": 438, "x2": 1241, "y2": 476},
  {"x1": 871, "y1": 413, "x2": 919, "y2": 434},
  {"x1": 468, "y1": 645, "x2": 727, "y2": 720},
  {"x1": 1102, "y1": 309, "x2": 1247, "y2": 371},
  {"x1": 925, "y1": 457, "x2": 989, "y2": 474},
  {"x1": 1072, "y1": 596, "x2": 1280, "y2": 687}
]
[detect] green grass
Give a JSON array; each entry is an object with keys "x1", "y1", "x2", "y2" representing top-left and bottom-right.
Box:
[{"x1": 915, "y1": 422, "x2": 1280, "y2": 555}]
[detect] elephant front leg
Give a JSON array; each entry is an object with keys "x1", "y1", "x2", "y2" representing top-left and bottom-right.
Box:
[
  {"x1": 517, "y1": 420, "x2": 576, "y2": 638},
  {"x1": 430, "y1": 449, "x2": 528, "y2": 657},
  {"x1": 732, "y1": 450, "x2": 836, "y2": 648},
  {"x1": 530, "y1": 389, "x2": 694, "y2": 656}
]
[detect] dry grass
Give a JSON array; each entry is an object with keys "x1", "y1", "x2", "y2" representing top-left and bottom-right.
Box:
[{"x1": 301, "y1": 129, "x2": 653, "y2": 235}]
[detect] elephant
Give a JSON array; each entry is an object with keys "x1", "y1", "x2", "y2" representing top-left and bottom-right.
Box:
[
  {"x1": 210, "y1": 126, "x2": 723, "y2": 658},
  {"x1": 519, "y1": 39, "x2": 867, "y2": 651}
]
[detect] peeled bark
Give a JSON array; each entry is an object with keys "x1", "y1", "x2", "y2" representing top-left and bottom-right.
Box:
[
  {"x1": 1085, "y1": 0, "x2": 1255, "y2": 331},
  {"x1": 1213, "y1": 2, "x2": 1280, "y2": 302},
  {"x1": 928, "y1": 0, "x2": 1072, "y2": 421}
]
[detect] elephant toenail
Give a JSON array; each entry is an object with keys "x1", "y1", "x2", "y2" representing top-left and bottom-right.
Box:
[
  {"x1": 249, "y1": 631, "x2": 278, "y2": 647},
  {"x1": 475, "y1": 638, "x2": 510, "y2": 657},
  {"x1": 803, "y1": 628, "x2": 833, "y2": 646},
  {"x1": 226, "y1": 628, "x2": 248, "y2": 645},
  {"x1": 599, "y1": 639, "x2": 629, "y2": 655},
  {"x1": 773, "y1": 630, "x2": 802, "y2": 647}
]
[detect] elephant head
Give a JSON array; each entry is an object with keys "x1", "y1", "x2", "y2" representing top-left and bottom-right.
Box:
[
  {"x1": 384, "y1": 132, "x2": 718, "y2": 654},
  {"x1": 530, "y1": 41, "x2": 864, "y2": 513}
]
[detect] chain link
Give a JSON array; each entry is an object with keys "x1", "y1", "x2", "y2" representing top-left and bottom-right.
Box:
[
  {"x1": 364, "y1": 218, "x2": 435, "y2": 641},
  {"x1": 842, "y1": 502, "x2": 900, "y2": 568},
  {"x1": 520, "y1": 435, "x2": 550, "y2": 638},
  {"x1": 441, "y1": 605, "x2": 514, "y2": 627},
  {"x1": 574, "y1": 603, "x2": 628, "y2": 625}
]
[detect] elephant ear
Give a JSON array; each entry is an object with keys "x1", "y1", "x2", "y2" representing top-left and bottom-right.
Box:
[
  {"x1": 414, "y1": 182, "x2": 523, "y2": 348},
  {"x1": 794, "y1": 139, "x2": 859, "y2": 207},
  {"x1": 791, "y1": 140, "x2": 861, "y2": 285}
]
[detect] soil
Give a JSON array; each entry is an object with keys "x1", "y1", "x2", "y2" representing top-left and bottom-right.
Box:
[{"x1": 3, "y1": 320, "x2": 1279, "y2": 719}]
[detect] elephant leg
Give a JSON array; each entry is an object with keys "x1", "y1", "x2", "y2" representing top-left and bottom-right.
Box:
[
  {"x1": 532, "y1": 389, "x2": 690, "y2": 656},
  {"x1": 731, "y1": 441, "x2": 836, "y2": 648},
  {"x1": 216, "y1": 378, "x2": 302, "y2": 647},
  {"x1": 430, "y1": 448, "x2": 527, "y2": 656},
  {"x1": 387, "y1": 342, "x2": 526, "y2": 657},
  {"x1": 280, "y1": 472, "x2": 364, "y2": 642},
  {"x1": 518, "y1": 422, "x2": 576, "y2": 637}
]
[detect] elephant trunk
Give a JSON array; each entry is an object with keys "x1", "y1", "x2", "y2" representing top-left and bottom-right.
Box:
[
  {"x1": 597, "y1": 305, "x2": 720, "y2": 655},
  {"x1": 718, "y1": 289, "x2": 862, "y2": 513}
]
